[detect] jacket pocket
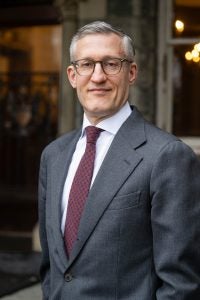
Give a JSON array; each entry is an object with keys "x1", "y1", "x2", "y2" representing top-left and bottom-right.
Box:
[{"x1": 108, "y1": 191, "x2": 141, "y2": 210}]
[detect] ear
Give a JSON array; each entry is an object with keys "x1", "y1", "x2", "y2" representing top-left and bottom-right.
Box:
[
  {"x1": 129, "y1": 62, "x2": 137, "y2": 85},
  {"x1": 67, "y1": 65, "x2": 77, "y2": 88}
]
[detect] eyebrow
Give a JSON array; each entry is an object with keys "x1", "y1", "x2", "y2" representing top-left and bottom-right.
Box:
[{"x1": 73, "y1": 56, "x2": 125, "y2": 61}]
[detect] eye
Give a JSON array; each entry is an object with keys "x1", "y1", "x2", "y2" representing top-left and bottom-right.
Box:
[
  {"x1": 79, "y1": 60, "x2": 93, "y2": 68},
  {"x1": 104, "y1": 59, "x2": 119, "y2": 68}
]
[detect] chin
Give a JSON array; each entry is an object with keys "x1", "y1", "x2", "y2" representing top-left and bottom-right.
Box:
[
  {"x1": 88, "y1": 107, "x2": 115, "y2": 119},
  {"x1": 89, "y1": 104, "x2": 111, "y2": 113}
]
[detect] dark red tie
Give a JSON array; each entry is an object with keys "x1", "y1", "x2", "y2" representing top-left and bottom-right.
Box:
[{"x1": 64, "y1": 126, "x2": 103, "y2": 256}]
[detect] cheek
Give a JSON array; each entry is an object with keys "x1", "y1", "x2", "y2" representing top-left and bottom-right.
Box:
[
  {"x1": 75, "y1": 79, "x2": 87, "y2": 95},
  {"x1": 115, "y1": 79, "x2": 129, "y2": 97},
  {"x1": 76, "y1": 85, "x2": 89, "y2": 106}
]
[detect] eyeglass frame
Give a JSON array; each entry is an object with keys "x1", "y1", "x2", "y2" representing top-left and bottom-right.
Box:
[{"x1": 71, "y1": 57, "x2": 133, "y2": 76}]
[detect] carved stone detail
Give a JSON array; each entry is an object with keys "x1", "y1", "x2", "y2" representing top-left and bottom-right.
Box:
[{"x1": 53, "y1": 0, "x2": 78, "y2": 21}]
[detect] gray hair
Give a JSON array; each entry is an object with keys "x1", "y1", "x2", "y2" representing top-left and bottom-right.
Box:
[{"x1": 69, "y1": 21, "x2": 135, "y2": 61}]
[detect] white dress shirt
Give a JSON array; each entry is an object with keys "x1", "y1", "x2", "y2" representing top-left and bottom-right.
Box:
[{"x1": 61, "y1": 102, "x2": 132, "y2": 234}]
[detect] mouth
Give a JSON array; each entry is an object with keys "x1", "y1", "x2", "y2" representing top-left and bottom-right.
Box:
[{"x1": 88, "y1": 88, "x2": 111, "y2": 94}]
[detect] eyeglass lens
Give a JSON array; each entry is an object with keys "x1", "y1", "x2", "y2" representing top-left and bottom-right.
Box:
[{"x1": 74, "y1": 58, "x2": 124, "y2": 75}]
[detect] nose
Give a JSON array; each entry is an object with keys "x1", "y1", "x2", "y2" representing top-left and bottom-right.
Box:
[{"x1": 90, "y1": 62, "x2": 107, "y2": 82}]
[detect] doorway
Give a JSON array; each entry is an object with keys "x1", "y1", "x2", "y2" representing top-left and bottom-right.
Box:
[
  {"x1": 0, "y1": 24, "x2": 61, "y2": 250},
  {"x1": 157, "y1": 0, "x2": 200, "y2": 154}
]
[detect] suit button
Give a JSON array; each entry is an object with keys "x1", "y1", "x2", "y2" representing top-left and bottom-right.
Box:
[{"x1": 64, "y1": 272, "x2": 73, "y2": 282}]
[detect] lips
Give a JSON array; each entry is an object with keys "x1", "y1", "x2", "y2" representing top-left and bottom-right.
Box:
[{"x1": 88, "y1": 88, "x2": 111, "y2": 93}]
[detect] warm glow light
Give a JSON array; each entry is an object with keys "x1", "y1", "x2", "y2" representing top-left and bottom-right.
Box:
[
  {"x1": 185, "y1": 51, "x2": 193, "y2": 61},
  {"x1": 192, "y1": 56, "x2": 200, "y2": 63},
  {"x1": 191, "y1": 49, "x2": 199, "y2": 58},
  {"x1": 185, "y1": 42, "x2": 200, "y2": 64},
  {"x1": 175, "y1": 20, "x2": 184, "y2": 33},
  {"x1": 194, "y1": 43, "x2": 200, "y2": 52}
]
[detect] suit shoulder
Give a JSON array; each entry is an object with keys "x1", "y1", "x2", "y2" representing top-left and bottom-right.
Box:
[
  {"x1": 131, "y1": 106, "x2": 179, "y2": 146},
  {"x1": 130, "y1": 107, "x2": 193, "y2": 155},
  {"x1": 41, "y1": 128, "x2": 80, "y2": 159},
  {"x1": 145, "y1": 120, "x2": 178, "y2": 144},
  {"x1": 143, "y1": 119, "x2": 198, "y2": 160}
]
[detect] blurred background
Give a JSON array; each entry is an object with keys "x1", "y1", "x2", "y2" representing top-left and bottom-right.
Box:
[{"x1": 0, "y1": 0, "x2": 199, "y2": 296}]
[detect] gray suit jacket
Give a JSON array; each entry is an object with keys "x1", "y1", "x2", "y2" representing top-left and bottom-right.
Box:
[{"x1": 38, "y1": 106, "x2": 200, "y2": 299}]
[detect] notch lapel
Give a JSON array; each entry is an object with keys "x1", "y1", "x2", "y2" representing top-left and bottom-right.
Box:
[
  {"x1": 66, "y1": 109, "x2": 147, "y2": 269},
  {"x1": 50, "y1": 130, "x2": 81, "y2": 266}
]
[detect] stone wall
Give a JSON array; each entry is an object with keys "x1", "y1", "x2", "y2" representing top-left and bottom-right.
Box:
[
  {"x1": 56, "y1": 0, "x2": 158, "y2": 133},
  {"x1": 78, "y1": 0, "x2": 158, "y2": 122}
]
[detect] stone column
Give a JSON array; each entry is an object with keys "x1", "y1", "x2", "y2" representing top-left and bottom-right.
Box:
[
  {"x1": 31, "y1": 0, "x2": 79, "y2": 252},
  {"x1": 54, "y1": 0, "x2": 78, "y2": 135},
  {"x1": 131, "y1": 0, "x2": 157, "y2": 122},
  {"x1": 107, "y1": 0, "x2": 157, "y2": 122}
]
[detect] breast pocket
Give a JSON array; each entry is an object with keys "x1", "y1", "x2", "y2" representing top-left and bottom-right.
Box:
[{"x1": 108, "y1": 191, "x2": 141, "y2": 210}]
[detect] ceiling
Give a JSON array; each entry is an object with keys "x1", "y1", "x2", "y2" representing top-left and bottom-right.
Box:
[{"x1": 0, "y1": 1, "x2": 60, "y2": 27}]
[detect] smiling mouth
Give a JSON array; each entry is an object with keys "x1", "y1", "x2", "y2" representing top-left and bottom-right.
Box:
[{"x1": 88, "y1": 88, "x2": 111, "y2": 93}]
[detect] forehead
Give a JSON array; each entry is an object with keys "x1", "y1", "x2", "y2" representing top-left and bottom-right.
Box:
[{"x1": 74, "y1": 33, "x2": 125, "y2": 59}]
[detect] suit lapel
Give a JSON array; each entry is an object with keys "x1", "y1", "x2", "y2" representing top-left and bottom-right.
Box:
[
  {"x1": 50, "y1": 130, "x2": 81, "y2": 265},
  {"x1": 67, "y1": 108, "x2": 147, "y2": 268}
]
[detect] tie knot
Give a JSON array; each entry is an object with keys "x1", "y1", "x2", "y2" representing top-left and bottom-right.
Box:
[{"x1": 85, "y1": 126, "x2": 103, "y2": 144}]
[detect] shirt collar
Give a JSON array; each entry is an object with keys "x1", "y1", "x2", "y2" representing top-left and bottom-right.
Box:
[{"x1": 81, "y1": 101, "x2": 132, "y2": 137}]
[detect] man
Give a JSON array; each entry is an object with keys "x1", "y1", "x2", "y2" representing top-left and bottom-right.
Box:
[{"x1": 38, "y1": 21, "x2": 200, "y2": 299}]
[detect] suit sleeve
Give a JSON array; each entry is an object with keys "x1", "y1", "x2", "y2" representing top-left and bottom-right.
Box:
[
  {"x1": 150, "y1": 140, "x2": 200, "y2": 299},
  {"x1": 38, "y1": 150, "x2": 50, "y2": 300}
]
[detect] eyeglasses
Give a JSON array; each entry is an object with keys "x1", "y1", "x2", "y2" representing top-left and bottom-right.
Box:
[{"x1": 71, "y1": 58, "x2": 132, "y2": 76}]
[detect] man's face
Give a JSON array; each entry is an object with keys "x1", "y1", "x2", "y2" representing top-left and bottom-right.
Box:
[{"x1": 67, "y1": 33, "x2": 137, "y2": 125}]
